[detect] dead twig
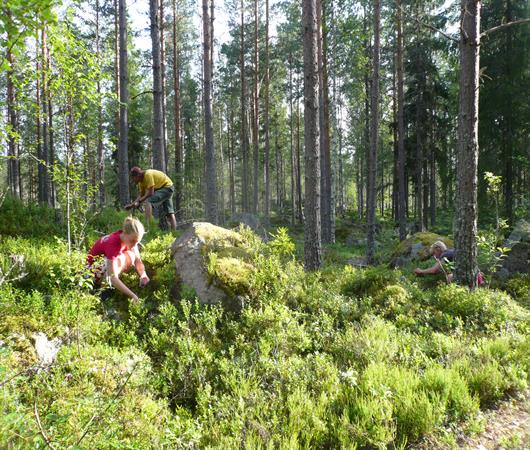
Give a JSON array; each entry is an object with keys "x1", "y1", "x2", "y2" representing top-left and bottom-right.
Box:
[
  {"x1": 34, "y1": 397, "x2": 57, "y2": 450},
  {"x1": 76, "y1": 362, "x2": 139, "y2": 446}
]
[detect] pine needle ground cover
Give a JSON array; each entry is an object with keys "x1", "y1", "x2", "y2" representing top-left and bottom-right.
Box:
[{"x1": 1, "y1": 205, "x2": 529, "y2": 449}]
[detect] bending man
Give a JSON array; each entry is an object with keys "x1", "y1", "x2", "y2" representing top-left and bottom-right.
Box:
[{"x1": 126, "y1": 166, "x2": 177, "y2": 230}]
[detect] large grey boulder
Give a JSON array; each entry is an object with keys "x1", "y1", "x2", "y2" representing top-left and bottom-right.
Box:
[
  {"x1": 497, "y1": 220, "x2": 530, "y2": 279},
  {"x1": 171, "y1": 222, "x2": 253, "y2": 308},
  {"x1": 390, "y1": 232, "x2": 453, "y2": 268}
]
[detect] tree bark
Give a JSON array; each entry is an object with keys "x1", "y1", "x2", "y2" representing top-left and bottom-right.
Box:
[
  {"x1": 366, "y1": 0, "x2": 380, "y2": 265},
  {"x1": 172, "y1": 0, "x2": 182, "y2": 220},
  {"x1": 240, "y1": 0, "x2": 249, "y2": 212},
  {"x1": 150, "y1": 0, "x2": 166, "y2": 171},
  {"x1": 454, "y1": 0, "x2": 481, "y2": 289},
  {"x1": 252, "y1": 0, "x2": 259, "y2": 214},
  {"x1": 302, "y1": 0, "x2": 322, "y2": 271},
  {"x1": 203, "y1": 0, "x2": 218, "y2": 223},
  {"x1": 96, "y1": 0, "x2": 105, "y2": 207},
  {"x1": 118, "y1": 0, "x2": 130, "y2": 206},
  {"x1": 396, "y1": 0, "x2": 407, "y2": 240},
  {"x1": 6, "y1": 12, "x2": 21, "y2": 199},
  {"x1": 317, "y1": 0, "x2": 334, "y2": 244},
  {"x1": 264, "y1": 0, "x2": 271, "y2": 224}
]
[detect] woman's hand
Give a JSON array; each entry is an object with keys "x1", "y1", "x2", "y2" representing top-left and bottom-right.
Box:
[{"x1": 139, "y1": 273, "x2": 150, "y2": 288}]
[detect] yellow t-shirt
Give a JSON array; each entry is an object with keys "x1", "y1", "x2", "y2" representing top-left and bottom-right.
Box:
[{"x1": 138, "y1": 169, "x2": 173, "y2": 195}]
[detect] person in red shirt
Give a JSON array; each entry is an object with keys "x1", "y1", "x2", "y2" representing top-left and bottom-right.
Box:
[{"x1": 87, "y1": 217, "x2": 150, "y2": 302}]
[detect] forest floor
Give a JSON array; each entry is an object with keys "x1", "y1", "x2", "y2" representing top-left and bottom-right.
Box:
[
  {"x1": 419, "y1": 391, "x2": 530, "y2": 449},
  {"x1": 458, "y1": 391, "x2": 529, "y2": 450}
]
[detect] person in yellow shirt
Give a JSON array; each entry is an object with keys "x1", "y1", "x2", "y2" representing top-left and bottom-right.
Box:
[{"x1": 126, "y1": 166, "x2": 177, "y2": 230}]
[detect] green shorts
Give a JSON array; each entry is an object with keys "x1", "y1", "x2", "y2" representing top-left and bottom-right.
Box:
[{"x1": 148, "y1": 186, "x2": 175, "y2": 216}]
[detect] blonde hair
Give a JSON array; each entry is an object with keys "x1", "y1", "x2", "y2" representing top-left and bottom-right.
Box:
[
  {"x1": 430, "y1": 240, "x2": 447, "y2": 254},
  {"x1": 123, "y1": 217, "x2": 145, "y2": 241}
]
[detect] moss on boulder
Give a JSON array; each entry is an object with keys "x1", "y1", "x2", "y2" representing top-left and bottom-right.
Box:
[
  {"x1": 391, "y1": 232, "x2": 453, "y2": 267},
  {"x1": 171, "y1": 222, "x2": 255, "y2": 308}
]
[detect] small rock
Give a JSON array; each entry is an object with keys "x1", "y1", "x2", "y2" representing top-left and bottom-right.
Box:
[{"x1": 33, "y1": 332, "x2": 61, "y2": 367}]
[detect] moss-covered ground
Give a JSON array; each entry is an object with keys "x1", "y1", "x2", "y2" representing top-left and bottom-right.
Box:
[{"x1": 1, "y1": 197, "x2": 528, "y2": 449}]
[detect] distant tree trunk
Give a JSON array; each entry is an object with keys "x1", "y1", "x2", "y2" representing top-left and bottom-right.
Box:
[
  {"x1": 504, "y1": 0, "x2": 514, "y2": 225},
  {"x1": 6, "y1": 15, "x2": 20, "y2": 199},
  {"x1": 118, "y1": 0, "x2": 130, "y2": 206},
  {"x1": 396, "y1": 0, "x2": 407, "y2": 240},
  {"x1": 151, "y1": 0, "x2": 166, "y2": 171},
  {"x1": 160, "y1": 0, "x2": 168, "y2": 169},
  {"x1": 317, "y1": 0, "x2": 334, "y2": 244},
  {"x1": 263, "y1": 0, "x2": 271, "y2": 224},
  {"x1": 203, "y1": 0, "x2": 218, "y2": 223},
  {"x1": 252, "y1": 0, "x2": 259, "y2": 214},
  {"x1": 302, "y1": 0, "x2": 322, "y2": 271},
  {"x1": 296, "y1": 86, "x2": 303, "y2": 224},
  {"x1": 96, "y1": 0, "x2": 105, "y2": 207},
  {"x1": 37, "y1": 30, "x2": 49, "y2": 205},
  {"x1": 240, "y1": 0, "x2": 249, "y2": 212},
  {"x1": 114, "y1": 0, "x2": 120, "y2": 155},
  {"x1": 454, "y1": 0, "x2": 481, "y2": 289},
  {"x1": 289, "y1": 55, "x2": 296, "y2": 225},
  {"x1": 366, "y1": 0, "x2": 380, "y2": 265},
  {"x1": 228, "y1": 101, "x2": 236, "y2": 215},
  {"x1": 218, "y1": 108, "x2": 226, "y2": 224},
  {"x1": 430, "y1": 136, "x2": 436, "y2": 227},
  {"x1": 172, "y1": 0, "x2": 182, "y2": 220},
  {"x1": 415, "y1": 88, "x2": 425, "y2": 232},
  {"x1": 47, "y1": 41, "x2": 56, "y2": 208}
]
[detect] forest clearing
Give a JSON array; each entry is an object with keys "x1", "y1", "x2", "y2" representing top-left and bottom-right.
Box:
[{"x1": 1, "y1": 0, "x2": 529, "y2": 448}]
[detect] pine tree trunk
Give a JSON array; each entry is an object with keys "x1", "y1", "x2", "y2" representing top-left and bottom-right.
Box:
[
  {"x1": 289, "y1": 55, "x2": 296, "y2": 225},
  {"x1": 240, "y1": 0, "x2": 249, "y2": 212},
  {"x1": 366, "y1": 0, "x2": 380, "y2": 265},
  {"x1": 203, "y1": 0, "x2": 218, "y2": 223},
  {"x1": 264, "y1": 0, "x2": 271, "y2": 224},
  {"x1": 504, "y1": 0, "x2": 514, "y2": 225},
  {"x1": 252, "y1": 0, "x2": 259, "y2": 214},
  {"x1": 396, "y1": 0, "x2": 407, "y2": 240},
  {"x1": 318, "y1": 0, "x2": 334, "y2": 244},
  {"x1": 118, "y1": 0, "x2": 130, "y2": 206},
  {"x1": 172, "y1": 0, "x2": 182, "y2": 220},
  {"x1": 151, "y1": 0, "x2": 166, "y2": 171},
  {"x1": 302, "y1": 0, "x2": 322, "y2": 271},
  {"x1": 160, "y1": 0, "x2": 168, "y2": 170},
  {"x1": 96, "y1": 0, "x2": 105, "y2": 207},
  {"x1": 454, "y1": 0, "x2": 481, "y2": 289}
]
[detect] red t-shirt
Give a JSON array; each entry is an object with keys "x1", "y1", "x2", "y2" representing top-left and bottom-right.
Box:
[{"x1": 87, "y1": 230, "x2": 128, "y2": 266}]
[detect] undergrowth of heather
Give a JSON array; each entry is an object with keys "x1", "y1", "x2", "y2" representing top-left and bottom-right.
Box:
[{"x1": 1, "y1": 199, "x2": 528, "y2": 449}]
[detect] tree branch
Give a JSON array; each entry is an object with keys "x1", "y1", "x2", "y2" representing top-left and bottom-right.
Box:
[
  {"x1": 394, "y1": 1, "x2": 459, "y2": 43},
  {"x1": 481, "y1": 19, "x2": 530, "y2": 38},
  {"x1": 131, "y1": 90, "x2": 154, "y2": 100},
  {"x1": 34, "y1": 398, "x2": 57, "y2": 450}
]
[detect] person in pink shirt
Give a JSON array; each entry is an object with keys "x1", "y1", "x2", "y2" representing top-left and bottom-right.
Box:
[{"x1": 87, "y1": 217, "x2": 150, "y2": 302}]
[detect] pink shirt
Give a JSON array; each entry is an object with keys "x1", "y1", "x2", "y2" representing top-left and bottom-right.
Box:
[{"x1": 87, "y1": 230, "x2": 128, "y2": 266}]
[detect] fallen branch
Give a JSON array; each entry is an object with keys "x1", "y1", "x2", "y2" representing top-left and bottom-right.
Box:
[
  {"x1": 76, "y1": 362, "x2": 138, "y2": 446},
  {"x1": 34, "y1": 398, "x2": 57, "y2": 450}
]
